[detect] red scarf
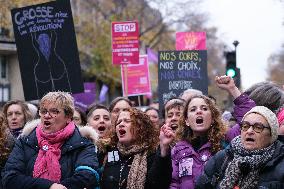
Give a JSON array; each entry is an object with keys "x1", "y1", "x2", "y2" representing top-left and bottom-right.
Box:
[{"x1": 33, "y1": 122, "x2": 75, "y2": 182}]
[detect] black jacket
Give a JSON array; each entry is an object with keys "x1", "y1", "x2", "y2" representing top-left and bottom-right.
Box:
[
  {"x1": 101, "y1": 147, "x2": 172, "y2": 189},
  {"x1": 196, "y1": 140, "x2": 284, "y2": 189},
  {"x1": 2, "y1": 121, "x2": 99, "y2": 189}
]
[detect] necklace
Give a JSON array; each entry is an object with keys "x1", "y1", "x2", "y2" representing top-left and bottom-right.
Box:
[{"x1": 118, "y1": 156, "x2": 132, "y2": 189}]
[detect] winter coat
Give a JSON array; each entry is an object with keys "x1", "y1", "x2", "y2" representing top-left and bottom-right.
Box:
[
  {"x1": 169, "y1": 140, "x2": 212, "y2": 189},
  {"x1": 169, "y1": 93, "x2": 256, "y2": 189},
  {"x1": 196, "y1": 140, "x2": 284, "y2": 189},
  {"x1": 101, "y1": 147, "x2": 172, "y2": 189},
  {"x1": 1, "y1": 120, "x2": 100, "y2": 189},
  {"x1": 225, "y1": 93, "x2": 256, "y2": 142}
]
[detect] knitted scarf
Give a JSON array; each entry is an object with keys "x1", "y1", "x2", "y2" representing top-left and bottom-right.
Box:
[
  {"x1": 219, "y1": 136, "x2": 276, "y2": 189},
  {"x1": 33, "y1": 122, "x2": 75, "y2": 182},
  {"x1": 117, "y1": 143, "x2": 148, "y2": 189}
]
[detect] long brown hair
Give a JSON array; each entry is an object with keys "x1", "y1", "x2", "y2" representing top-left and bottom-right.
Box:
[
  {"x1": 109, "y1": 107, "x2": 159, "y2": 153},
  {"x1": 176, "y1": 95, "x2": 226, "y2": 154}
]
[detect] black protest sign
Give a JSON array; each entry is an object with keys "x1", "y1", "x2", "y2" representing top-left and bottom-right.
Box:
[
  {"x1": 158, "y1": 50, "x2": 208, "y2": 107},
  {"x1": 11, "y1": 0, "x2": 83, "y2": 101}
]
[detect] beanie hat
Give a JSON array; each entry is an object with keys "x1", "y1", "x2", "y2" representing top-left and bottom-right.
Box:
[{"x1": 242, "y1": 106, "x2": 279, "y2": 143}]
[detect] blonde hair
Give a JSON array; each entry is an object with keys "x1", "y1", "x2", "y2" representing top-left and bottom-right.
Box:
[{"x1": 39, "y1": 91, "x2": 75, "y2": 117}]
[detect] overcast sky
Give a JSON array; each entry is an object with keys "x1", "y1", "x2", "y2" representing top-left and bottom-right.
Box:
[{"x1": 201, "y1": 0, "x2": 284, "y2": 89}]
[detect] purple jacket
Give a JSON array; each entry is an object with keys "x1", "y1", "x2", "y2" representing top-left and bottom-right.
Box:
[
  {"x1": 169, "y1": 93, "x2": 256, "y2": 189},
  {"x1": 225, "y1": 93, "x2": 256, "y2": 141},
  {"x1": 170, "y1": 141, "x2": 212, "y2": 189}
]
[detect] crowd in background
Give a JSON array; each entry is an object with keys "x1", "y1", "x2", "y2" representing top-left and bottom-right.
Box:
[{"x1": 0, "y1": 75, "x2": 283, "y2": 189}]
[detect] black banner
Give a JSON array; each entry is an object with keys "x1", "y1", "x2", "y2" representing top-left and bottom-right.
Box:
[
  {"x1": 11, "y1": 0, "x2": 83, "y2": 101},
  {"x1": 158, "y1": 50, "x2": 208, "y2": 108}
]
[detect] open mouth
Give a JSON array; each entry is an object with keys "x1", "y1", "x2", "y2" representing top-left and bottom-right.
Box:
[
  {"x1": 44, "y1": 121, "x2": 51, "y2": 126},
  {"x1": 98, "y1": 126, "x2": 106, "y2": 132},
  {"x1": 245, "y1": 137, "x2": 255, "y2": 142},
  {"x1": 196, "y1": 117, "x2": 204, "y2": 124},
  {"x1": 171, "y1": 124, "x2": 178, "y2": 131},
  {"x1": 118, "y1": 129, "x2": 126, "y2": 136}
]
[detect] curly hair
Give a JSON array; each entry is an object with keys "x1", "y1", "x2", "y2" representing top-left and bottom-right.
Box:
[
  {"x1": 109, "y1": 107, "x2": 159, "y2": 153},
  {"x1": 176, "y1": 95, "x2": 226, "y2": 154},
  {"x1": 3, "y1": 100, "x2": 33, "y2": 127},
  {"x1": 0, "y1": 112, "x2": 13, "y2": 165},
  {"x1": 39, "y1": 91, "x2": 75, "y2": 118}
]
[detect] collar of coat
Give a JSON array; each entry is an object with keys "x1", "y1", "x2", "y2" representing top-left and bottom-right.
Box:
[{"x1": 20, "y1": 119, "x2": 98, "y2": 146}]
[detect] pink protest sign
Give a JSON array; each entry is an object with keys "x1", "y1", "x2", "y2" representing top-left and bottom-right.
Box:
[
  {"x1": 112, "y1": 21, "x2": 139, "y2": 65},
  {"x1": 121, "y1": 55, "x2": 151, "y2": 96},
  {"x1": 176, "y1": 32, "x2": 206, "y2": 50}
]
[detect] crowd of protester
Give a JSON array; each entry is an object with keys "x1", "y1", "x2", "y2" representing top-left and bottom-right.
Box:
[{"x1": 0, "y1": 75, "x2": 283, "y2": 189}]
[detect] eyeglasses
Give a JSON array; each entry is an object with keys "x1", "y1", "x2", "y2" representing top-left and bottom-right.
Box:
[
  {"x1": 240, "y1": 121, "x2": 270, "y2": 133},
  {"x1": 39, "y1": 108, "x2": 61, "y2": 117}
]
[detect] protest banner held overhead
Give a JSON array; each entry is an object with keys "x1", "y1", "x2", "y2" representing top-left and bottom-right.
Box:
[
  {"x1": 176, "y1": 32, "x2": 206, "y2": 50},
  {"x1": 11, "y1": 0, "x2": 83, "y2": 101},
  {"x1": 112, "y1": 21, "x2": 139, "y2": 65},
  {"x1": 121, "y1": 55, "x2": 151, "y2": 96},
  {"x1": 72, "y1": 82, "x2": 96, "y2": 111},
  {"x1": 158, "y1": 50, "x2": 208, "y2": 108}
]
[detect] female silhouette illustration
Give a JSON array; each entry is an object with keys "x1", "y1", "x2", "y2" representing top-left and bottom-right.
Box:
[{"x1": 31, "y1": 30, "x2": 71, "y2": 99}]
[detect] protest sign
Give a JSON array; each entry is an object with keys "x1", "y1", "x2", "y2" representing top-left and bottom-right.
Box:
[
  {"x1": 11, "y1": 0, "x2": 83, "y2": 101},
  {"x1": 158, "y1": 50, "x2": 208, "y2": 107},
  {"x1": 121, "y1": 55, "x2": 151, "y2": 96},
  {"x1": 112, "y1": 21, "x2": 139, "y2": 65},
  {"x1": 72, "y1": 82, "x2": 96, "y2": 111},
  {"x1": 176, "y1": 32, "x2": 206, "y2": 50}
]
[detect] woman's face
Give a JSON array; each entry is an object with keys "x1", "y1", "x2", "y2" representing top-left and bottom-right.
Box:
[
  {"x1": 186, "y1": 98, "x2": 212, "y2": 136},
  {"x1": 146, "y1": 109, "x2": 159, "y2": 128},
  {"x1": 73, "y1": 110, "x2": 82, "y2": 125},
  {"x1": 116, "y1": 111, "x2": 135, "y2": 147},
  {"x1": 88, "y1": 108, "x2": 111, "y2": 138},
  {"x1": 39, "y1": 102, "x2": 71, "y2": 134},
  {"x1": 7, "y1": 104, "x2": 25, "y2": 130},
  {"x1": 165, "y1": 106, "x2": 183, "y2": 132},
  {"x1": 111, "y1": 100, "x2": 131, "y2": 123},
  {"x1": 241, "y1": 113, "x2": 272, "y2": 150}
]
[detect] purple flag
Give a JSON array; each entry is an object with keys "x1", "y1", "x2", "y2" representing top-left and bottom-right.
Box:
[
  {"x1": 99, "y1": 84, "x2": 109, "y2": 103},
  {"x1": 147, "y1": 48, "x2": 158, "y2": 64},
  {"x1": 72, "y1": 82, "x2": 96, "y2": 111}
]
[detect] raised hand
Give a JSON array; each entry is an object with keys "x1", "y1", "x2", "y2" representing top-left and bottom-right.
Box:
[
  {"x1": 215, "y1": 75, "x2": 241, "y2": 99},
  {"x1": 159, "y1": 123, "x2": 175, "y2": 157}
]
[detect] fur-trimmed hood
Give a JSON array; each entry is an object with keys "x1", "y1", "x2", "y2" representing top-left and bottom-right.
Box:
[{"x1": 21, "y1": 119, "x2": 98, "y2": 144}]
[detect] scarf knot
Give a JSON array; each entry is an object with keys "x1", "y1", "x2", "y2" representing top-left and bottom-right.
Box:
[{"x1": 33, "y1": 122, "x2": 75, "y2": 182}]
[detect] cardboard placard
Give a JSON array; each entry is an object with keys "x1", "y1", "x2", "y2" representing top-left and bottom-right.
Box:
[
  {"x1": 176, "y1": 32, "x2": 206, "y2": 50},
  {"x1": 158, "y1": 50, "x2": 208, "y2": 107},
  {"x1": 121, "y1": 55, "x2": 151, "y2": 96},
  {"x1": 112, "y1": 21, "x2": 139, "y2": 65},
  {"x1": 11, "y1": 0, "x2": 83, "y2": 100}
]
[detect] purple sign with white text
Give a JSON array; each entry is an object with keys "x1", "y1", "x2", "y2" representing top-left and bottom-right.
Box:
[{"x1": 72, "y1": 82, "x2": 96, "y2": 111}]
